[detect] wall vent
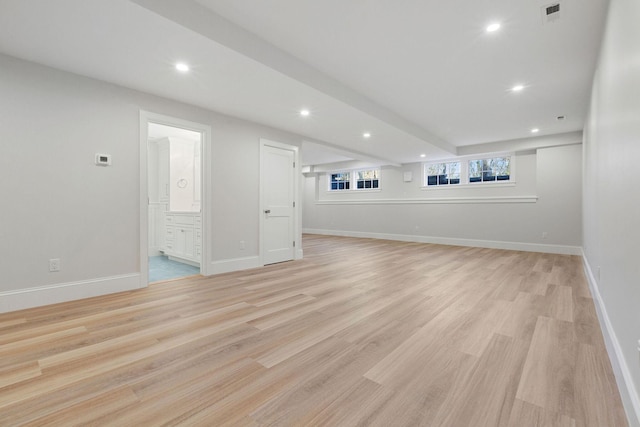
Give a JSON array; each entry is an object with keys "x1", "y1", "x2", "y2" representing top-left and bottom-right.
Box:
[
  {"x1": 546, "y1": 4, "x2": 560, "y2": 15},
  {"x1": 542, "y1": 2, "x2": 562, "y2": 24}
]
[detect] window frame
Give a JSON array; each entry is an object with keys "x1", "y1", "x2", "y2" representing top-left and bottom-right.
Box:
[
  {"x1": 329, "y1": 171, "x2": 351, "y2": 191},
  {"x1": 468, "y1": 156, "x2": 512, "y2": 184},
  {"x1": 424, "y1": 161, "x2": 462, "y2": 187},
  {"x1": 354, "y1": 169, "x2": 380, "y2": 190},
  {"x1": 422, "y1": 152, "x2": 515, "y2": 189},
  {"x1": 327, "y1": 168, "x2": 381, "y2": 192}
]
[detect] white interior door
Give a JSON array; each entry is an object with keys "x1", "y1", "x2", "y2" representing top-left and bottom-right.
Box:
[{"x1": 262, "y1": 144, "x2": 295, "y2": 265}]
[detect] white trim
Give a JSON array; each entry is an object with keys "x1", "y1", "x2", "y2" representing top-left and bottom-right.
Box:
[
  {"x1": 421, "y1": 182, "x2": 517, "y2": 190},
  {"x1": 259, "y1": 139, "x2": 302, "y2": 265},
  {"x1": 0, "y1": 274, "x2": 142, "y2": 313},
  {"x1": 349, "y1": 189, "x2": 382, "y2": 193},
  {"x1": 582, "y1": 252, "x2": 640, "y2": 426},
  {"x1": 326, "y1": 189, "x2": 382, "y2": 195},
  {"x1": 302, "y1": 229, "x2": 581, "y2": 255},
  {"x1": 316, "y1": 195, "x2": 538, "y2": 205},
  {"x1": 140, "y1": 111, "x2": 212, "y2": 283},
  {"x1": 209, "y1": 256, "x2": 262, "y2": 275},
  {"x1": 139, "y1": 113, "x2": 149, "y2": 286}
]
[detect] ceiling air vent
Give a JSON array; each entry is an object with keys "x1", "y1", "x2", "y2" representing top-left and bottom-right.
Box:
[{"x1": 542, "y1": 2, "x2": 562, "y2": 24}]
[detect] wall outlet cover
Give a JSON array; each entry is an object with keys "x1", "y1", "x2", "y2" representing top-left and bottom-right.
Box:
[{"x1": 49, "y1": 258, "x2": 61, "y2": 272}]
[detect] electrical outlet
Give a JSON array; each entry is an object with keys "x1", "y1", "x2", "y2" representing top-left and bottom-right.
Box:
[
  {"x1": 541, "y1": 232, "x2": 548, "y2": 239},
  {"x1": 239, "y1": 240, "x2": 245, "y2": 250},
  {"x1": 49, "y1": 258, "x2": 61, "y2": 272}
]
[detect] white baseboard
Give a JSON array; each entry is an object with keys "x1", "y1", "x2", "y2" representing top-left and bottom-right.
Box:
[
  {"x1": 315, "y1": 195, "x2": 537, "y2": 205},
  {"x1": 0, "y1": 273, "x2": 143, "y2": 314},
  {"x1": 582, "y1": 252, "x2": 640, "y2": 427},
  {"x1": 296, "y1": 248, "x2": 304, "y2": 260},
  {"x1": 302, "y1": 228, "x2": 582, "y2": 255},
  {"x1": 209, "y1": 256, "x2": 262, "y2": 275}
]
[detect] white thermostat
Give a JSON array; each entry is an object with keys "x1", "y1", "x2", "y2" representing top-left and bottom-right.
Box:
[{"x1": 95, "y1": 153, "x2": 112, "y2": 166}]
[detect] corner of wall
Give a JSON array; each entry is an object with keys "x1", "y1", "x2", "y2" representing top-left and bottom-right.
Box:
[{"x1": 581, "y1": 251, "x2": 640, "y2": 426}]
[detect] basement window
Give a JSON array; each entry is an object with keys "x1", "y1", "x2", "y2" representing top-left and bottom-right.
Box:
[
  {"x1": 328, "y1": 169, "x2": 381, "y2": 192},
  {"x1": 355, "y1": 169, "x2": 380, "y2": 189},
  {"x1": 424, "y1": 161, "x2": 461, "y2": 186},
  {"x1": 422, "y1": 153, "x2": 514, "y2": 189},
  {"x1": 469, "y1": 157, "x2": 511, "y2": 183},
  {"x1": 330, "y1": 172, "x2": 351, "y2": 190}
]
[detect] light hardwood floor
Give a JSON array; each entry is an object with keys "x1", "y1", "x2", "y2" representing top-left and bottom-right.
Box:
[{"x1": 0, "y1": 235, "x2": 628, "y2": 426}]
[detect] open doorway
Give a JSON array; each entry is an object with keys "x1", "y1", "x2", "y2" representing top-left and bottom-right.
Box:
[{"x1": 140, "y1": 112, "x2": 210, "y2": 285}]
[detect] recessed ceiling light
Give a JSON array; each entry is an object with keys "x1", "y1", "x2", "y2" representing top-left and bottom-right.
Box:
[
  {"x1": 300, "y1": 109, "x2": 310, "y2": 117},
  {"x1": 511, "y1": 84, "x2": 525, "y2": 92},
  {"x1": 420, "y1": 154, "x2": 426, "y2": 158},
  {"x1": 363, "y1": 132, "x2": 371, "y2": 139},
  {"x1": 175, "y1": 63, "x2": 190, "y2": 73},
  {"x1": 486, "y1": 22, "x2": 501, "y2": 33},
  {"x1": 531, "y1": 128, "x2": 540, "y2": 133}
]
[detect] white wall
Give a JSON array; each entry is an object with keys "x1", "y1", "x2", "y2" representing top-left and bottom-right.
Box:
[
  {"x1": 304, "y1": 144, "x2": 582, "y2": 252},
  {"x1": 0, "y1": 53, "x2": 303, "y2": 311},
  {"x1": 583, "y1": 0, "x2": 640, "y2": 422}
]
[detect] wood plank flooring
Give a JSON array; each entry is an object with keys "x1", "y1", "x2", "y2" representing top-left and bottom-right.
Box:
[{"x1": 0, "y1": 234, "x2": 628, "y2": 426}]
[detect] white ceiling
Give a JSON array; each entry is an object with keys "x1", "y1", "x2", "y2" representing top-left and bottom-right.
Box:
[{"x1": 0, "y1": 0, "x2": 608, "y2": 166}]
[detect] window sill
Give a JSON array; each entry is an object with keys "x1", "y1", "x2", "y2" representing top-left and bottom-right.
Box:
[
  {"x1": 326, "y1": 189, "x2": 381, "y2": 194},
  {"x1": 420, "y1": 182, "x2": 516, "y2": 190},
  {"x1": 316, "y1": 195, "x2": 537, "y2": 205}
]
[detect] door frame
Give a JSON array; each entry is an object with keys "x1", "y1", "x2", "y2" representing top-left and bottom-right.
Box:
[
  {"x1": 259, "y1": 138, "x2": 302, "y2": 265},
  {"x1": 139, "y1": 111, "x2": 212, "y2": 285}
]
